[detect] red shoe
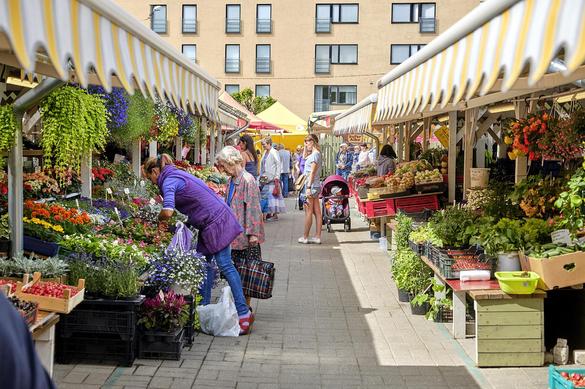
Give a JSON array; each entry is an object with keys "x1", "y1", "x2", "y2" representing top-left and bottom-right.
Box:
[{"x1": 239, "y1": 312, "x2": 255, "y2": 335}]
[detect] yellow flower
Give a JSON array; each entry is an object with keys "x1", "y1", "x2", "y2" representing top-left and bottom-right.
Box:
[{"x1": 52, "y1": 225, "x2": 64, "y2": 233}]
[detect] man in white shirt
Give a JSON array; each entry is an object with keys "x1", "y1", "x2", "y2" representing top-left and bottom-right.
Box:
[{"x1": 278, "y1": 144, "x2": 292, "y2": 197}]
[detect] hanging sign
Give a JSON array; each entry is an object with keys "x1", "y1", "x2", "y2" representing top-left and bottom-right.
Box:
[
  {"x1": 434, "y1": 126, "x2": 449, "y2": 148},
  {"x1": 347, "y1": 134, "x2": 363, "y2": 144}
]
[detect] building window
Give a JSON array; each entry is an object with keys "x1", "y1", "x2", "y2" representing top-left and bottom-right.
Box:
[
  {"x1": 256, "y1": 45, "x2": 271, "y2": 73},
  {"x1": 315, "y1": 4, "x2": 359, "y2": 32},
  {"x1": 225, "y1": 44, "x2": 240, "y2": 73},
  {"x1": 391, "y1": 44, "x2": 425, "y2": 64},
  {"x1": 150, "y1": 5, "x2": 167, "y2": 33},
  {"x1": 392, "y1": 3, "x2": 436, "y2": 31},
  {"x1": 181, "y1": 44, "x2": 197, "y2": 63},
  {"x1": 315, "y1": 45, "x2": 358, "y2": 73},
  {"x1": 255, "y1": 85, "x2": 270, "y2": 97},
  {"x1": 225, "y1": 84, "x2": 240, "y2": 94},
  {"x1": 314, "y1": 85, "x2": 357, "y2": 111},
  {"x1": 182, "y1": 5, "x2": 197, "y2": 33},
  {"x1": 257, "y1": 4, "x2": 272, "y2": 33},
  {"x1": 226, "y1": 4, "x2": 241, "y2": 33}
]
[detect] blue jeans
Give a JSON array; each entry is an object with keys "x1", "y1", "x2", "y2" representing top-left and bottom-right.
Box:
[
  {"x1": 280, "y1": 173, "x2": 290, "y2": 197},
  {"x1": 199, "y1": 245, "x2": 249, "y2": 316}
]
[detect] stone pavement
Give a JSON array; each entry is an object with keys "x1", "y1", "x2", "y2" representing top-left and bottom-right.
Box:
[{"x1": 54, "y1": 199, "x2": 548, "y2": 389}]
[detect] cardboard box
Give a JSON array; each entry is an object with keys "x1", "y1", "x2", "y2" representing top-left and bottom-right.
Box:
[{"x1": 519, "y1": 251, "x2": 585, "y2": 290}]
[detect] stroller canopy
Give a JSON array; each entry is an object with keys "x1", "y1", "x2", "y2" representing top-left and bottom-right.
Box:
[{"x1": 321, "y1": 175, "x2": 350, "y2": 197}]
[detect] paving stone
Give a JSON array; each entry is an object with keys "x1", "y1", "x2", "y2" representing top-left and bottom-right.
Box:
[
  {"x1": 134, "y1": 366, "x2": 159, "y2": 376},
  {"x1": 147, "y1": 376, "x2": 172, "y2": 389},
  {"x1": 62, "y1": 371, "x2": 89, "y2": 384}
]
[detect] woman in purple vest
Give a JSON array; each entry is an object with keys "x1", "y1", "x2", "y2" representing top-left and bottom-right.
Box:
[{"x1": 143, "y1": 154, "x2": 254, "y2": 335}]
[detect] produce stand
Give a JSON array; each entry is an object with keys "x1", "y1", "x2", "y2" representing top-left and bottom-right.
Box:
[
  {"x1": 358, "y1": 192, "x2": 440, "y2": 219},
  {"x1": 30, "y1": 311, "x2": 60, "y2": 377}
]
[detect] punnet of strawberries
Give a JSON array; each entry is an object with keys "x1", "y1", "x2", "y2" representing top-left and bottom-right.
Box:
[
  {"x1": 0, "y1": 279, "x2": 16, "y2": 293},
  {"x1": 23, "y1": 281, "x2": 80, "y2": 298},
  {"x1": 560, "y1": 371, "x2": 585, "y2": 387}
]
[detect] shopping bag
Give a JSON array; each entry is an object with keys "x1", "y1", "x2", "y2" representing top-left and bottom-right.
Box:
[
  {"x1": 196, "y1": 286, "x2": 240, "y2": 337},
  {"x1": 295, "y1": 174, "x2": 307, "y2": 191},
  {"x1": 237, "y1": 259, "x2": 275, "y2": 299},
  {"x1": 166, "y1": 221, "x2": 194, "y2": 254}
]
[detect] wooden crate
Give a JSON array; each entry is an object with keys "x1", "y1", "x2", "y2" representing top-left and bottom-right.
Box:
[
  {"x1": 475, "y1": 298, "x2": 544, "y2": 367},
  {"x1": 16, "y1": 272, "x2": 85, "y2": 314}
]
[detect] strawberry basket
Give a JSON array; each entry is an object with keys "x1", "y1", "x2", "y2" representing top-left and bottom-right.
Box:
[{"x1": 16, "y1": 272, "x2": 85, "y2": 314}]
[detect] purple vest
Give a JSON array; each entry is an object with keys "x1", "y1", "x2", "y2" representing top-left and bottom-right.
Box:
[{"x1": 158, "y1": 166, "x2": 243, "y2": 255}]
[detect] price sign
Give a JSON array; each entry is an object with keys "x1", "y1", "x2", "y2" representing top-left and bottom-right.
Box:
[
  {"x1": 124, "y1": 188, "x2": 130, "y2": 195},
  {"x1": 149, "y1": 198, "x2": 156, "y2": 205},
  {"x1": 114, "y1": 207, "x2": 123, "y2": 224},
  {"x1": 552, "y1": 229, "x2": 572, "y2": 246},
  {"x1": 106, "y1": 188, "x2": 113, "y2": 195},
  {"x1": 75, "y1": 199, "x2": 80, "y2": 209}
]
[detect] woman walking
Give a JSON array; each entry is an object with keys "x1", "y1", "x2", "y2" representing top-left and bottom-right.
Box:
[
  {"x1": 259, "y1": 137, "x2": 286, "y2": 221},
  {"x1": 239, "y1": 134, "x2": 258, "y2": 179},
  {"x1": 142, "y1": 154, "x2": 254, "y2": 335},
  {"x1": 216, "y1": 146, "x2": 265, "y2": 308},
  {"x1": 298, "y1": 134, "x2": 323, "y2": 244}
]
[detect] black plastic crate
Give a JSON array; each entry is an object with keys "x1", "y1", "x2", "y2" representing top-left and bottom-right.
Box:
[
  {"x1": 408, "y1": 240, "x2": 425, "y2": 256},
  {"x1": 438, "y1": 248, "x2": 487, "y2": 279},
  {"x1": 138, "y1": 328, "x2": 184, "y2": 360},
  {"x1": 56, "y1": 333, "x2": 136, "y2": 367},
  {"x1": 183, "y1": 295, "x2": 196, "y2": 346},
  {"x1": 434, "y1": 307, "x2": 453, "y2": 323}
]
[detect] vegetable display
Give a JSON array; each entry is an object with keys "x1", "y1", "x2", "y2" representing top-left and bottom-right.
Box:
[{"x1": 415, "y1": 169, "x2": 443, "y2": 185}]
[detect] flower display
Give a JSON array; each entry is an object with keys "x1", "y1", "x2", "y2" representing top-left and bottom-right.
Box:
[
  {"x1": 146, "y1": 248, "x2": 209, "y2": 294},
  {"x1": 92, "y1": 167, "x2": 115, "y2": 185},
  {"x1": 138, "y1": 290, "x2": 188, "y2": 331},
  {"x1": 23, "y1": 216, "x2": 64, "y2": 242},
  {"x1": 87, "y1": 86, "x2": 129, "y2": 131},
  {"x1": 24, "y1": 200, "x2": 92, "y2": 235},
  {"x1": 60, "y1": 234, "x2": 149, "y2": 268}
]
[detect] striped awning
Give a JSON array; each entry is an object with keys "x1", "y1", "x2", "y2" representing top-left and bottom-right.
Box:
[
  {"x1": 333, "y1": 94, "x2": 377, "y2": 135},
  {"x1": 218, "y1": 109, "x2": 238, "y2": 130},
  {"x1": 0, "y1": 0, "x2": 220, "y2": 119},
  {"x1": 375, "y1": 0, "x2": 585, "y2": 122}
]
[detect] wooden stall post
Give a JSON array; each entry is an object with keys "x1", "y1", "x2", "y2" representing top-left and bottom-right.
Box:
[
  {"x1": 209, "y1": 122, "x2": 216, "y2": 165},
  {"x1": 201, "y1": 118, "x2": 208, "y2": 165},
  {"x1": 80, "y1": 155, "x2": 92, "y2": 199},
  {"x1": 448, "y1": 111, "x2": 458, "y2": 203},
  {"x1": 422, "y1": 117, "x2": 431, "y2": 152},
  {"x1": 397, "y1": 123, "x2": 404, "y2": 163},
  {"x1": 131, "y1": 139, "x2": 141, "y2": 178},
  {"x1": 404, "y1": 122, "x2": 412, "y2": 162},
  {"x1": 463, "y1": 108, "x2": 480, "y2": 198},
  {"x1": 514, "y1": 101, "x2": 528, "y2": 183},
  {"x1": 149, "y1": 140, "x2": 157, "y2": 159},
  {"x1": 175, "y1": 137, "x2": 183, "y2": 161}
]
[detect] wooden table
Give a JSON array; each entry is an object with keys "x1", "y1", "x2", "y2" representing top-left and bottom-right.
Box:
[{"x1": 30, "y1": 311, "x2": 59, "y2": 377}]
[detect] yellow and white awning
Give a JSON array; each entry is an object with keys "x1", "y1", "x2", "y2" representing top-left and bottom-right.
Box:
[
  {"x1": 0, "y1": 0, "x2": 220, "y2": 118},
  {"x1": 333, "y1": 94, "x2": 377, "y2": 135},
  {"x1": 375, "y1": 0, "x2": 585, "y2": 122}
]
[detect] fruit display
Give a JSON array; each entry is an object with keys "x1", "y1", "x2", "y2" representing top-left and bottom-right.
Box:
[
  {"x1": 559, "y1": 371, "x2": 585, "y2": 388},
  {"x1": 8, "y1": 296, "x2": 38, "y2": 325},
  {"x1": 0, "y1": 279, "x2": 17, "y2": 294},
  {"x1": 415, "y1": 169, "x2": 443, "y2": 185},
  {"x1": 451, "y1": 258, "x2": 492, "y2": 271},
  {"x1": 23, "y1": 281, "x2": 80, "y2": 298},
  {"x1": 395, "y1": 160, "x2": 432, "y2": 175},
  {"x1": 385, "y1": 171, "x2": 414, "y2": 193}
]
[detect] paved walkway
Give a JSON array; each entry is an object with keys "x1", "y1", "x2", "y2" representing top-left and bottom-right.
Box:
[{"x1": 54, "y1": 199, "x2": 548, "y2": 389}]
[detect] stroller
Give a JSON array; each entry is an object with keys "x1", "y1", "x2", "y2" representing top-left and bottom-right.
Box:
[{"x1": 321, "y1": 175, "x2": 351, "y2": 233}]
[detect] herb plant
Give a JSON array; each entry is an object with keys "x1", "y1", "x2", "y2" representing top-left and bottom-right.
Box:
[
  {"x1": 392, "y1": 249, "x2": 432, "y2": 295},
  {"x1": 555, "y1": 167, "x2": 585, "y2": 233},
  {"x1": 394, "y1": 213, "x2": 413, "y2": 250},
  {"x1": 429, "y1": 207, "x2": 476, "y2": 248},
  {"x1": 0, "y1": 105, "x2": 16, "y2": 168},
  {"x1": 411, "y1": 278, "x2": 453, "y2": 321}
]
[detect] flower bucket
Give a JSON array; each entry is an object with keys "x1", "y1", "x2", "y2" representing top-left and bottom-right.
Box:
[
  {"x1": 470, "y1": 168, "x2": 490, "y2": 189},
  {"x1": 410, "y1": 301, "x2": 430, "y2": 315},
  {"x1": 397, "y1": 287, "x2": 410, "y2": 303},
  {"x1": 497, "y1": 252, "x2": 521, "y2": 272}
]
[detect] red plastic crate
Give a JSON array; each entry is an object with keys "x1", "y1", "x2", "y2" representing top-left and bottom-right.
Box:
[
  {"x1": 365, "y1": 198, "x2": 396, "y2": 218},
  {"x1": 395, "y1": 194, "x2": 439, "y2": 213}
]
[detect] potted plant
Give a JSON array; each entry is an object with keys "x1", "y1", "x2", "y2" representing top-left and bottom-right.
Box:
[
  {"x1": 411, "y1": 278, "x2": 453, "y2": 321},
  {"x1": 428, "y1": 207, "x2": 476, "y2": 249},
  {"x1": 392, "y1": 249, "x2": 432, "y2": 311},
  {"x1": 22, "y1": 217, "x2": 63, "y2": 256},
  {"x1": 474, "y1": 217, "x2": 523, "y2": 272},
  {"x1": 137, "y1": 290, "x2": 188, "y2": 360}
]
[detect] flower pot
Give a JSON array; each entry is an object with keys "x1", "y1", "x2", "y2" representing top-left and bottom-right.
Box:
[
  {"x1": 23, "y1": 235, "x2": 59, "y2": 257},
  {"x1": 397, "y1": 287, "x2": 410, "y2": 303},
  {"x1": 410, "y1": 301, "x2": 430, "y2": 315},
  {"x1": 496, "y1": 252, "x2": 521, "y2": 272},
  {"x1": 470, "y1": 168, "x2": 490, "y2": 189}
]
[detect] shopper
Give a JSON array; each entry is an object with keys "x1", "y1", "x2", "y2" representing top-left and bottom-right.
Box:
[
  {"x1": 335, "y1": 143, "x2": 352, "y2": 180},
  {"x1": 216, "y1": 146, "x2": 265, "y2": 308},
  {"x1": 376, "y1": 144, "x2": 397, "y2": 176},
  {"x1": 292, "y1": 145, "x2": 302, "y2": 180},
  {"x1": 351, "y1": 145, "x2": 360, "y2": 172},
  {"x1": 278, "y1": 144, "x2": 292, "y2": 197},
  {"x1": 239, "y1": 134, "x2": 259, "y2": 179},
  {"x1": 259, "y1": 137, "x2": 286, "y2": 221},
  {"x1": 356, "y1": 143, "x2": 371, "y2": 170},
  {"x1": 142, "y1": 154, "x2": 254, "y2": 335},
  {"x1": 298, "y1": 134, "x2": 323, "y2": 244}
]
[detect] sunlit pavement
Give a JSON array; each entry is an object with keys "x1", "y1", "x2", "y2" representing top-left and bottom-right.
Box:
[{"x1": 54, "y1": 198, "x2": 548, "y2": 389}]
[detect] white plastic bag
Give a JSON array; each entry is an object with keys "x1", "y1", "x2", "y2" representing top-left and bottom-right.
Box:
[{"x1": 196, "y1": 286, "x2": 240, "y2": 337}]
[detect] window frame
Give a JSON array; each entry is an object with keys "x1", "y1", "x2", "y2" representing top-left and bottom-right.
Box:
[
  {"x1": 391, "y1": 2, "x2": 436, "y2": 24},
  {"x1": 314, "y1": 3, "x2": 359, "y2": 24},
  {"x1": 255, "y1": 85, "x2": 271, "y2": 97},
  {"x1": 390, "y1": 44, "x2": 425, "y2": 65},
  {"x1": 314, "y1": 85, "x2": 357, "y2": 110},
  {"x1": 225, "y1": 84, "x2": 240, "y2": 94},
  {"x1": 225, "y1": 44, "x2": 241, "y2": 73},
  {"x1": 150, "y1": 5, "x2": 167, "y2": 34},
  {"x1": 315, "y1": 44, "x2": 358, "y2": 67},
  {"x1": 225, "y1": 4, "x2": 242, "y2": 34},
  {"x1": 181, "y1": 44, "x2": 197, "y2": 63},
  {"x1": 255, "y1": 44, "x2": 272, "y2": 74},
  {"x1": 256, "y1": 4, "x2": 272, "y2": 34},
  {"x1": 182, "y1": 4, "x2": 197, "y2": 34}
]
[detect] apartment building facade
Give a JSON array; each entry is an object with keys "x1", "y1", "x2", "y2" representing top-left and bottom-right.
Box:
[{"x1": 114, "y1": 1, "x2": 479, "y2": 119}]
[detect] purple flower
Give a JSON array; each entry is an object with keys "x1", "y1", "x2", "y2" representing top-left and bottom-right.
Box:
[{"x1": 87, "y1": 86, "x2": 128, "y2": 131}]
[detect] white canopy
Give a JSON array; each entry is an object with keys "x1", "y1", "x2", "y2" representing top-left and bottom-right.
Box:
[
  {"x1": 0, "y1": 0, "x2": 220, "y2": 118},
  {"x1": 333, "y1": 94, "x2": 377, "y2": 135},
  {"x1": 375, "y1": 0, "x2": 585, "y2": 122}
]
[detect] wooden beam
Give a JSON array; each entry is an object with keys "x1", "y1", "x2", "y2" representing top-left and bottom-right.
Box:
[
  {"x1": 409, "y1": 123, "x2": 423, "y2": 142},
  {"x1": 149, "y1": 140, "x2": 157, "y2": 159},
  {"x1": 448, "y1": 111, "x2": 458, "y2": 204},
  {"x1": 514, "y1": 101, "x2": 528, "y2": 184},
  {"x1": 131, "y1": 139, "x2": 141, "y2": 178},
  {"x1": 175, "y1": 137, "x2": 183, "y2": 161},
  {"x1": 397, "y1": 123, "x2": 404, "y2": 163},
  {"x1": 422, "y1": 117, "x2": 431, "y2": 152},
  {"x1": 463, "y1": 108, "x2": 480, "y2": 198},
  {"x1": 475, "y1": 113, "x2": 501, "y2": 139},
  {"x1": 404, "y1": 122, "x2": 412, "y2": 161}
]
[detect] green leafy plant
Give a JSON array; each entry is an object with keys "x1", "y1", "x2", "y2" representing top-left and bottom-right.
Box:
[
  {"x1": 555, "y1": 167, "x2": 585, "y2": 233},
  {"x1": 395, "y1": 212, "x2": 413, "y2": 250},
  {"x1": 112, "y1": 92, "x2": 154, "y2": 147},
  {"x1": 60, "y1": 234, "x2": 149, "y2": 268},
  {"x1": 0, "y1": 105, "x2": 16, "y2": 168},
  {"x1": 472, "y1": 217, "x2": 523, "y2": 256},
  {"x1": 408, "y1": 224, "x2": 442, "y2": 246},
  {"x1": 0, "y1": 214, "x2": 10, "y2": 240},
  {"x1": 67, "y1": 259, "x2": 139, "y2": 299},
  {"x1": 392, "y1": 249, "x2": 432, "y2": 294},
  {"x1": 40, "y1": 86, "x2": 109, "y2": 173},
  {"x1": 429, "y1": 207, "x2": 476, "y2": 247},
  {"x1": 149, "y1": 100, "x2": 179, "y2": 145},
  {"x1": 230, "y1": 87, "x2": 277, "y2": 114},
  {"x1": 411, "y1": 278, "x2": 453, "y2": 321},
  {"x1": 0, "y1": 253, "x2": 68, "y2": 279}
]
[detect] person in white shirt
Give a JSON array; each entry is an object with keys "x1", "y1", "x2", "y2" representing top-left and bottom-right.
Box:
[
  {"x1": 259, "y1": 138, "x2": 285, "y2": 220},
  {"x1": 278, "y1": 144, "x2": 292, "y2": 197},
  {"x1": 356, "y1": 143, "x2": 371, "y2": 170}
]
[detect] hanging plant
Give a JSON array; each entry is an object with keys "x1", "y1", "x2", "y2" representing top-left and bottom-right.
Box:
[
  {"x1": 148, "y1": 100, "x2": 179, "y2": 145},
  {"x1": 114, "y1": 92, "x2": 154, "y2": 147},
  {"x1": 87, "y1": 86, "x2": 128, "y2": 131},
  {"x1": 40, "y1": 86, "x2": 109, "y2": 174},
  {"x1": 0, "y1": 105, "x2": 16, "y2": 168}
]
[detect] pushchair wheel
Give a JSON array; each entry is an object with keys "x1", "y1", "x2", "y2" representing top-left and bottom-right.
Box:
[
  {"x1": 344, "y1": 220, "x2": 351, "y2": 232},
  {"x1": 326, "y1": 222, "x2": 332, "y2": 233}
]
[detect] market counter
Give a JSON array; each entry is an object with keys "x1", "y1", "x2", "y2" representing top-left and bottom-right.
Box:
[
  {"x1": 357, "y1": 192, "x2": 441, "y2": 219},
  {"x1": 30, "y1": 311, "x2": 59, "y2": 377}
]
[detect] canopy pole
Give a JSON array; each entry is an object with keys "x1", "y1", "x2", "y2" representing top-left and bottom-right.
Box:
[
  {"x1": 422, "y1": 117, "x2": 431, "y2": 152},
  {"x1": 448, "y1": 111, "x2": 458, "y2": 204},
  {"x1": 175, "y1": 137, "x2": 183, "y2": 161},
  {"x1": 201, "y1": 118, "x2": 208, "y2": 165},
  {"x1": 10, "y1": 77, "x2": 64, "y2": 256},
  {"x1": 397, "y1": 124, "x2": 404, "y2": 163},
  {"x1": 80, "y1": 155, "x2": 92, "y2": 199},
  {"x1": 149, "y1": 140, "x2": 157, "y2": 159},
  {"x1": 132, "y1": 139, "x2": 142, "y2": 177},
  {"x1": 514, "y1": 100, "x2": 528, "y2": 183},
  {"x1": 404, "y1": 122, "x2": 412, "y2": 162},
  {"x1": 463, "y1": 108, "x2": 479, "y2": 199}
]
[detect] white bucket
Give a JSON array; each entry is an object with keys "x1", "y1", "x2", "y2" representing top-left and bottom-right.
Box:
[
  {"x1": 379, "y1": 237, "x2": 388, "y2": 251},
  {"x1": 497, "y1": 252, "x2": 521, "y2": 272},
  {"x1": 470, "y1": 168, "x2": 490, "y2": 189}
]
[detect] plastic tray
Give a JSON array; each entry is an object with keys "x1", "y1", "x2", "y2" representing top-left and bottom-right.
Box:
[
  {"x1": 138, "y1": 328, "x2": 185, "y2": 360},
  {"x1": 549, "y1": 365, "x2": 585, "y2": 389},
  {"x1": 495, "y1": 271, "x2": 539, "y2": 294}
]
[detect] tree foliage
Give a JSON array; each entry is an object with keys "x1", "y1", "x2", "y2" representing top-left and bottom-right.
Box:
[{"x1": 230, "y1": 87, "x2": 276, "y2": 114}]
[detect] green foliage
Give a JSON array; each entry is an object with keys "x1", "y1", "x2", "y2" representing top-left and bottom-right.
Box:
[
  {"x1": 182, "y1": 116, "x2": 201, "y2": 145},
  {"x1": 40, "y1": 86, "x2": 109, "y2": 173},
  {"x1": 67, "y1": 260, "x2": 139, "y2": 299},
  {"x1": 418, "y1": 147, "x2": 446, "y2": 168},
  {"x1": 408, "y1": 224, "x2": 442, "y2": 246},
  {"x1": 555, "y1": 167, "x2": 585, "y2": 233},
  {"x1": 395, "y1": 212, "x2": 413, "y2": 250},
  {"x1": 231, "y1": 87, "x2": 277, "y2": 114},
  {"x1": 429, "y1": 207, "x2": 476, "y2": 247},
  {"x1": 392, "y1": 249, "x2": 432, "y2": 294},
  {"x1": 0, "y1": 105, "x2": 16, "y2": 168},
  {"x1": 113, "y1": 92, "x2": 154, "y2": 147},
  {"x1": 149, "y1": 100, "x2": 179, "y2": 145},
  {"x1": 0, "y1": 214, "x2": 9, "y2": 240},
  {"x1": 0, "y1": 253, "x2": 68, "y2": 278},
  {"x1": 411, "y1": 278, "x2": 452, "y2": 321}
]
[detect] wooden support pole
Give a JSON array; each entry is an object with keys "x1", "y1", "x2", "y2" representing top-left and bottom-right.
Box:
[
  {"x1": 149, "y1": 140, "x2": 157, "y2": 159},
  {"x1": 201, "y1": 118, "x2": 208, "y2": 165},
  {"x1": 80, "y1": 154, "x2": 92, "y2": 199},
  {"x1": 422, "y1": 117, "x2": 431, "y2": 152},
  {"x1": 175, "y1": 137, "x2": 183, "y2": 161},
  {"x1": 514, "y1": 101, "x2": 528, "y2": 183},
  {"x1": 448, "y1": 111, "x2": 458, "y2": 204},
  {"x1": 404, "y1": 122, "x2": 412, "y2": 162},
  {"x1": 131, "y1": 139, "x2": 141, "y2": 177},
  {"x1": 209, "y1": 122, "x2": 216, "y2": 165},
  {"x1": 397, "y1": 123, "x2": 404, "y2": 163},
  {"x1": 463, "y1": 108, "x2": 479, "y2": 198}
]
